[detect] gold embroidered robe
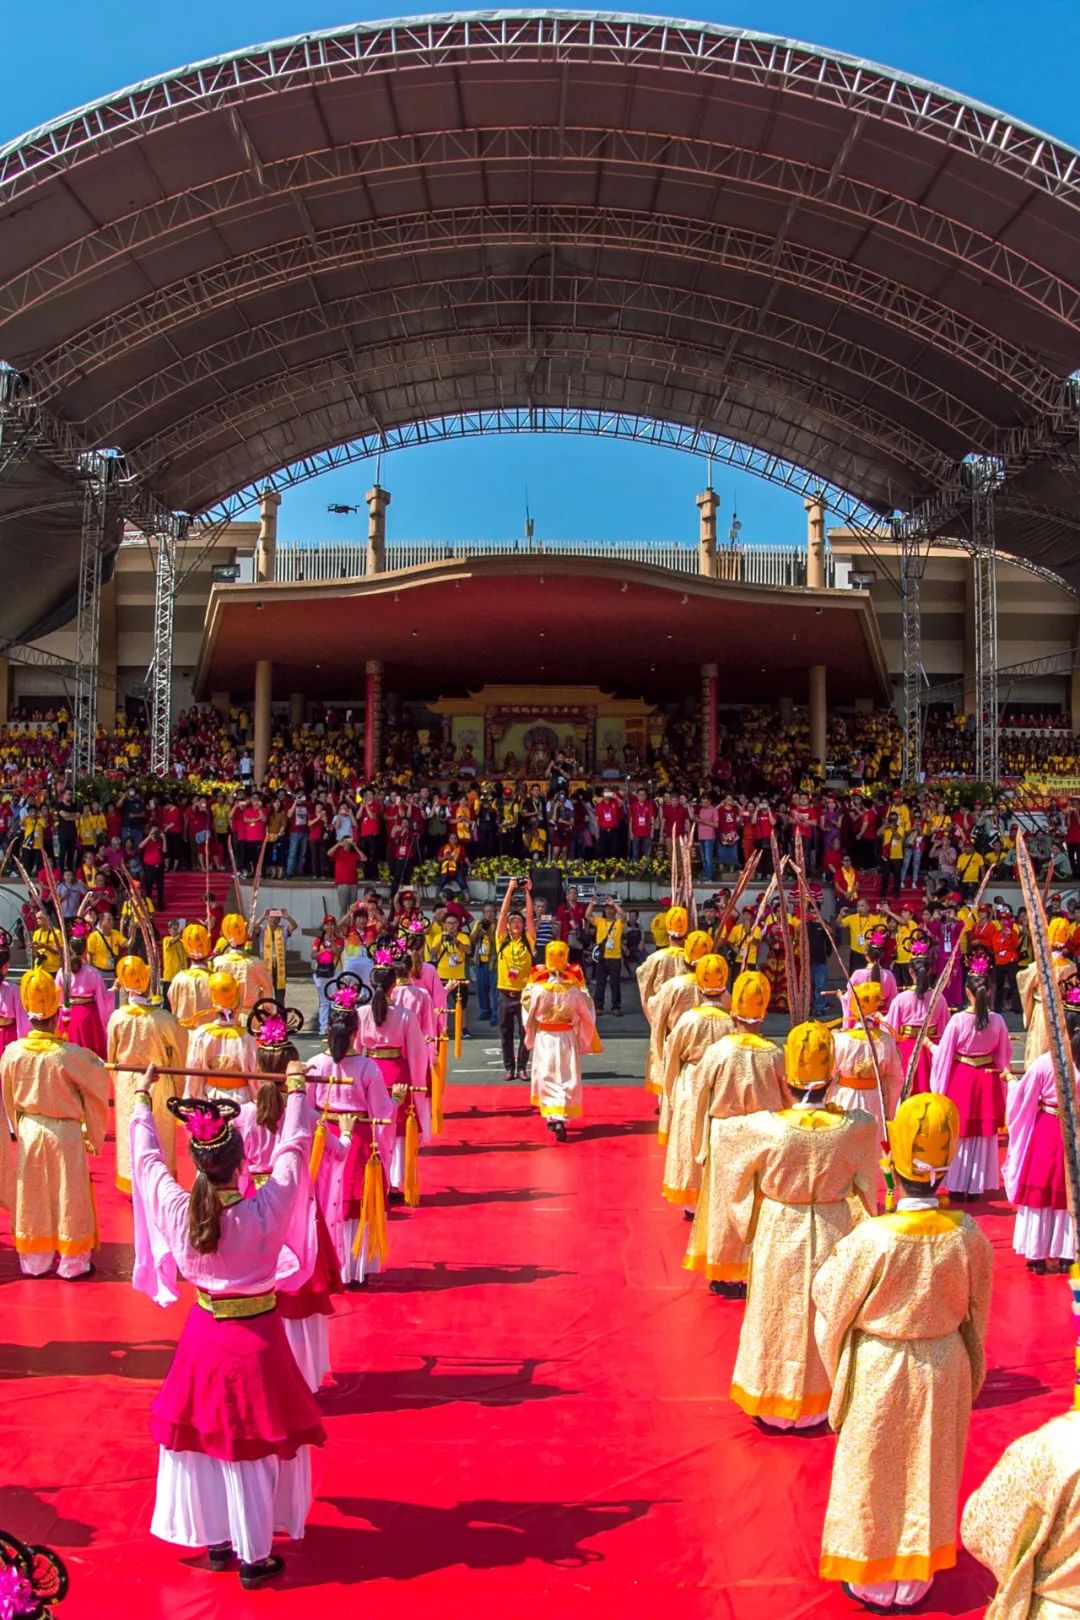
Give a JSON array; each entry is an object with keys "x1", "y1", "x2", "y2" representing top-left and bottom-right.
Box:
[
  {"x1": 659, "y1": 1003, "x2": 734, "y2": 1204},
  {"x1": 107, "y1": 1000, "x2": 184, "y2": 1192}
]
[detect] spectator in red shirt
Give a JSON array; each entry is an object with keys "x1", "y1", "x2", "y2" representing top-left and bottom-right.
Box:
[
  {"x1": 714, "y1": 792, "x2": 743, "y2": 873},
  {"x1": 358, "y1": 790, "x2": 383, "y2": 882},
  {"x1": 161, "y1": 799, "x2": 185, "y2": 871},
  {"x1": 595, "y1": 789, "x2": 623, "y2": 860},
  {"x1": 628, "y1": 789, "x2": 656, "y2": 861},
  {"x1": 661, "y1": 793, "x2": 690, "y2": 848},
  {"x1": 328, "y1": 834, "x2": 362, "y2": 915}
]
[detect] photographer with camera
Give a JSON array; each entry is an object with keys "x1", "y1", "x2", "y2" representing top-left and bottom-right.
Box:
[
  {"x1": 495, "y1": 876, "x2": 536, "y2": 1082},
  {"x1": 586, "y1": 893, "x2": 626, "y2": 1016}
]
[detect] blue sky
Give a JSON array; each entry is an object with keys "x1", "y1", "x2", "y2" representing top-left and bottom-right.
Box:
[{"x1": 2, "y1": 0, "x2": 1077, "y2": 547}]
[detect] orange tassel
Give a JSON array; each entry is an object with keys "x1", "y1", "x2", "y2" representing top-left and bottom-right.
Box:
[
  {"x1": 308, "y1": 1120, "x2": 327, "y2": 1179},
  {"x1": 354, "y1": 1147, "x2": 389, "y2": 1264},
  {"x1": 431, "y1": 1043, "x2": 445, "y2": 1137},
  {"x1": 404, "y1": 1105, "x2": 421, "y2": 1207},
  {"x1": 453, "y1": 997, "x2": 463, "y2": 1060}
]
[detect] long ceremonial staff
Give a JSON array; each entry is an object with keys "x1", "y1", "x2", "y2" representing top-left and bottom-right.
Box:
[
  {"x1": 898, "y1": 861, "x2": 997, "y2": 1104},
  {"x1": 202, "y1": 814, "x2": 212, "y2": 934},
  {"x1": 248, "y1": 834, "x2": 268, "y2": 937},
  {"x1": 793, "y1": 835, "x2": 811, "y2": 1023},
  {"x1": 116, "y1": 865, "x2": 162, "y2": 999},
  {"x1": 12, "y1": 852, "x2": 63, "y2": 981},
  {"x1": 38, "y1": 850, "x2": 72, "y2": 1008},
  {"x1": 769, "y1": 832, "x2": 797, "y2": 1022},
  {"x1": 712, "y1": 849, "x2": 760, "y2": 952},
  {"x1": 1014, "y1": 831, "x2": 1080, "y2": 1412},
  {"x1": 792, "y1": 864, "x2": 894, "y2": 1206}
]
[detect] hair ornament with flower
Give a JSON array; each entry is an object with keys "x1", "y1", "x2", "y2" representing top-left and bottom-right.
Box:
[
  {"x1": 865, "y1": 924, "x2": 888, "y2": 950},
  {"x1": 165, "y1": 1095, "x2": 240, "y2": 1147},
  {"x1": 325, "y1": 972, "x2": 372, "y2": 1010},
  {"x1": 0, "y1": 1528, "x2": 68, "y2": 1619},
  {"x1": 908, "y1": 929, "x2": 934, "y2": 959},
  {"x1": 965, "y1": 948, "x2": 994, "y2": 981},
  {"x1": 247, "y1": 999, "x2": 305, "y2": 1046}
]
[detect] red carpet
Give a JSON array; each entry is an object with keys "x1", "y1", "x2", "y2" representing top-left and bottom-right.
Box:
[{"x1": 0, "y1": 1086, "x2": 1069, "y2": 1619}]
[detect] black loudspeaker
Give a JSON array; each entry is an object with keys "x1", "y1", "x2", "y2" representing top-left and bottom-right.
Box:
[{"x1": 528, "y1": 865, "x2": 563, "y2": 912}]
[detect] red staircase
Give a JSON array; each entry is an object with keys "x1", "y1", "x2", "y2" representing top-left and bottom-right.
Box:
[{"x1": 158, "y1": 871, "x2": 233, "y2": 932}]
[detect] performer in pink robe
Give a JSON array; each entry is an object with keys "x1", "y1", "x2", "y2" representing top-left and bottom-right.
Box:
[
  {"x1": 356, "y1": 959, "x2": 429, "y2": 1194},
  {"x1": 131, "y1": 1078, "x2": 324, "y2": 1590},
  {"x1": 1003, "y1": 995, "x2": 1080, "y2": 1270},
  {"x1": 885, "y1": 934, "x2": 948, "y2": 1096},
  {"x1": 306, "y1": 984, "x2": 398, "y2": 1287},
  {"x1": 55, "y1": 926, "x2": 111, "y2": 1058},
  {"x1": 840, "y1": 927, "x2": 898, "y2": 1024},
  {"x1": 929, "y1": 950, "x2": 1011, "y2": 1198},
  {"x1": 238, "y1": 1002, "x2": 344, "y2": 1388}
]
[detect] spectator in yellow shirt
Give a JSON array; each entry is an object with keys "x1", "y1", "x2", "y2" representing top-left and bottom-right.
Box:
[
  {"x1": 495, "y1": 877, "x2": 535, "y2": 1082},
  {"x1": 838, "y1": 899, "x2": 886, "y2": 969},
  {"x1": 586, "y1": 895, "x2": 626, "y2": 1016},
  {"x1": 30, "y1": 912, "x2": 62, "y2": 974},
  {"x1": 956, "y1": 842, "x2": 986, "y2": 899}
]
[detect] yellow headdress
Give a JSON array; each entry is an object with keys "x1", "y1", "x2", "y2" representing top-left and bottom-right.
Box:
[
  {"x1": 1048, "y1": 917, "x2": 1072, "y2": 949},
  {"x1": 545, "y1": 940, "x2": 569, "y2": 973},
  {"x1": 221, "y1": 913, "x2": 249, "y2": 947},
  {"x1": 116, "y1": 955, "x2": 151, "y2": 995},
  {"x1": 852, "y1": 979, "x2": 884, "y2": 1015},
  {"x1": 694, "y1": 953, "x2": 729, "y2": 995},
  {"x1": 209, "y1": 970, "x2": 241, "y2": 1011},
  {"x1": 20, "y1": 966, "x2": 59, "y2": 1021},
  {"x1": 683, "y1": 929, "x2": 712, "y2": 965},
  {"x1": 887, "y1": 1094, "x2": 959, "y2": 1184},
  {"x1": 665, "y1": 905, "x2": 688, "y2": 940},
  {"x1": 731, "y1": 969, "x2": 770, "y2": 1022},
  {"x1": 785, "y1": 1021, "x2": 834, "y2": 1089},
  {"x1": 181, "y1": 923, "x2": 211, "y2": 961}
]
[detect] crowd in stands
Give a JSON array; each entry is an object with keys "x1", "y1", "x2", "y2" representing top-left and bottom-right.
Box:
[{"x1": 0, "y1": 701, "x2": 1078, "y2": 904}]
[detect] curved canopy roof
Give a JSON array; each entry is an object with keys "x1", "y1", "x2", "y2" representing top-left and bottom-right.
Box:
[{"x1": 2, "y1": 10, "x2": 1080, "y2": 640}]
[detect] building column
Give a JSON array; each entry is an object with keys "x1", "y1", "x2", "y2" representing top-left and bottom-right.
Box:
[
  {"x1": 804, "y1": 495, "x2": 826, "y2": 589},
  {"x1": 366, "y1": 486, "x2": 391, "y2": 575},
  {"x1": 701, "y1": 662, "x2": 719, "y2": 773},
  {"x1": 256, "y1": 489, "x2": 281, "y2": 583},
  {"x1": 696, "y1": 488, "x2": 718, "y2": 577},
  {"x1": 254, "y1": 660, "x2": 272, "y2": 784},
  {"x1": 97, "y1": 577, "x2": 118, "y2": 729},
  {"x1": 0, "y1": 656, "x2": 8, "y2": 724},
  {"x1": 364, "y1": 659, "x2": 383, "y2": 778},
  {"x1": 808, "y1": 664, "x2": 827, "y2": 767},
  {"x1": 289, "y1": 691, "x2": 304, "y2": 728}
]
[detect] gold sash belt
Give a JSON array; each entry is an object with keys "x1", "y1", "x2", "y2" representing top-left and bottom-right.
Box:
[
  {"x1": 365, "y1": 1046, "x2": 402, "y2": 1059},
  {"x1": 957, "y1": 1053, "x2": 995, "y2": 1068},
  {"x1": 195, "y1": 1290, "x2": 276, "y2": 1320},
  {"x1": 836, "y1": 1075, "x2": 876, "y2": 1091}
]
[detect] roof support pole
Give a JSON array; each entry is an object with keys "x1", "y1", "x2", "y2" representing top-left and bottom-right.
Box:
[
  {"x1": 899, "y1": 516, "x2": 923, "y2": 784},
  {"x1": 149, "y1": 526, "x2": 177, "y2": 776},
  {"x1": 72, "y1": 466, "x2": 110, "y2": 782},
  {"x1": 969, "y1": 455, "x2": 1003, "y2": 786}
]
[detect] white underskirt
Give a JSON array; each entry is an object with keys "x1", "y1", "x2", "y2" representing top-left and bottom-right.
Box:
[
  {"x1": 341, "y1": 1218, "x2": 381, "y2": 1285},
  {"x1": 283, "y1": 1315, "x2": 331, "y2": 1393},
  {"x1": 944, "y1": 1135, "x2": 999, "y2": 1195},
  {"x1": 1012, "y1": 1205, "x2": 1076, "y2": 1261},
  {"x1": 151, "y1": 1446, "x2": 312, "y2": 1565},
  {"x1": 849, "y1": 1579, "x2": 931, "y2": 1606}
]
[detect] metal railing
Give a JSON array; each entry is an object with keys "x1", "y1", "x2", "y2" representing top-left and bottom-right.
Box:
[{"x1": 273, "y1": 539, "x2": 834, "y2": 588}]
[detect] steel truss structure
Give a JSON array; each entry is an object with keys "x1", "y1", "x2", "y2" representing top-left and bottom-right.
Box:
[
  {"x1": 72, "y1": 466, "x2": 110, "y2": 780},
  {"x1": 3, "y1": 12, "x2": 1080, "y2": 785},
  {"x1": 969, "y1": 456, "x2": 1003, "y2": 786},
  {"x1": 148, "y1": 524, "x2": 180, "y2": 775}
]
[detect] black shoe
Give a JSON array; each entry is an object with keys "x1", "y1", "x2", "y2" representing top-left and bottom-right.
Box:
[
  {"x1": 386, "y1": 1189, "x2": 405, "y2": 1206},
  {"x1": 239, "y1": 1555, "x2": 285, "y2": 1590},
  {"x1": 345, "y1": 1279, "x2": 369, "y2": 1291},
  {"x1": 682, "y1": 1208, "x2": 694, "y2": 1222},
  {"x1": 553, "y1": 1121, "x2": 568, "y2": 1142},
  {"x1": 208, "y1": 1544, "x2": 234, "y2": 1572},
  {"x1": 841, "y1": 1582, "x2": 894, "y2": 1614},
  {"x1": 546, "y1": 1119, "x2": 556, "y2": 1132},
  {"x1": 501, "y1": 1069, "x2": 515, "y2": 1083},
  {"x1": 1032, "y1": 1258, "x2": 1048, "y2": 1275},
  {"x1": 610, "y1": 1007, "x2": 622, "y2": 1017}
]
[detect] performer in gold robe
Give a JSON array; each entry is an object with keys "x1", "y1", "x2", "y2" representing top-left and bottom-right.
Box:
[
  {"x1": 714, "y1": 1021, "x2": 878, "y2": 1429},
  {"x1": 829, "y1": 979, "x2": 904, "y2": 1135},
  {"x1": 212, "y1": 912, "x2": 275, "y2": 1011},
  {"x1": 523, "y1": 941, "x2": 599, "y2": 1140},
  {"x1": 660, "y1": 954, "x2": 732, "y2": 1208},
  {"x1": 106, "y1": 955, "x2": 184, "y2": 1194},
  {"x1": 185, "y1": 970, "x2": 259, "y2": 1102},
  {"x1": 637, "y1": 904, "x2": 689, "y2": 1093},
  {"x1": 1018, "y1": 916, "x2": 1076, "y2": 1069},
  {"x1": 0, "y1": 966, "x2": 109, "y2": 1278},
  {"x1": 813, "y1": 1093, "x2": 993, "y2": 1610},
  {"x1": 683, "y1": 970, "x2": 788, "y2": 1297},
  {"x1": 647, "y1": 929, "x2": 713, "y2": 1142},
  {"x1": 962, "y1": 1409, "x2": 1080, "y2": 1619},
  {"x1": 167, "y1": 922, "x2": 215, "y2": 1032}
]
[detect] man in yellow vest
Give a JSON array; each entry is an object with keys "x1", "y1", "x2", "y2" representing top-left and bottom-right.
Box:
[
  {"x1": 586, "y1": 895, "x2": 626, "y2": 1017},
  {"x1": 495, "y1": 877, "x2": 536, "y2": 1083}
]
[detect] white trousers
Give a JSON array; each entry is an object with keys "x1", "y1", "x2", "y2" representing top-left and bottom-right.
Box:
[
  {"x1": 152, "y1": 1446, "x2": 312, "y2": 1565},
  {"x1": 20, "y1": 1250, "x2": 91, "y2": 1280},
  {"x1": 283, "y1": 1315, "x2": 331, "y2": 1393},
  {"x1": 849, "y1": 1578, "x2": 931, "y2": 1607},
  {"x1": 1013, "y1": 1205, "x2": 1076, "y2": 1261},
  {"x1": 944, "y1": 1135, "x2": 999, "y2": 1196},
  {"x1": 341, "y1": 1218, "x2": 381, "y2": 1285}
]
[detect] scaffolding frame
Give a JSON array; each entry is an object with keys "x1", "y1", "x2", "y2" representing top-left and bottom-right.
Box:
[
  {"x1": 71, "y1": 461, "x2": 112, "y2": 780},
  {"x1": 968, "y1": 454, "x2": 1004, "y2": 785},
  {"x1": 148, "y1": 524, "x2": 179, "y2": 774}
]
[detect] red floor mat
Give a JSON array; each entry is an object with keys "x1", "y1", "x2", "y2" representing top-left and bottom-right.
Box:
[{"x1": 0, "y1": 1086, "x2": 1067, "y2": 1618}]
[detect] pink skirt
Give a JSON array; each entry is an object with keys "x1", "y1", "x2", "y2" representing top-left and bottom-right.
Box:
[
  {"x1": 151, "y1": 1302, "x2": 327, "y2": 1462},
  {"x1": 59, "y1": 1001, "x2": 106, "y2": 1058},
  {"x1": 896, "y1": 1037, "x2": 932, "y2": 1096},
  {"x1": 341, "y1": 1124, "x2": 387, "y2": 1217},
  {"x1": 279, "y1": 1205, "x2": 342, "y2": 1320},
  {"x1": 1013, "y1": 1112, "x2": 1069, "y2": 1211},
  {"x1": 374, "y1": 1055, "x2": 413, "y2": 1140},
  {"x1": 941, "y1": 1058, "x2": 1005, "y2": 1138}
]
